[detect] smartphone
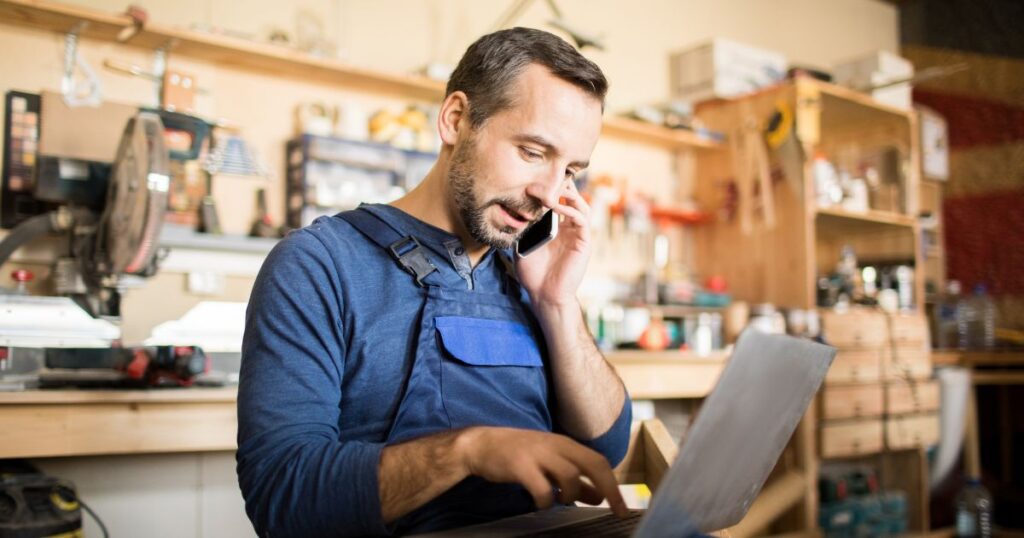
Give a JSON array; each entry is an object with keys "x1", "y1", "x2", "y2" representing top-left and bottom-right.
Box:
[{"x1": 514, "y1": 209, "x2": 558, "y2": 258}]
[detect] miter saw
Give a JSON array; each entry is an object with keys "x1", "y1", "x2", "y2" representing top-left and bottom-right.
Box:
[{"x1": 0, "y1": 110, "x2": 207, "y2": 389}]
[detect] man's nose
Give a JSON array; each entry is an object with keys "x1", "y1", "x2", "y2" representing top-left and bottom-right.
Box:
[{"x1": 526, "y1": 169, "x2": 564, "y2": 209}]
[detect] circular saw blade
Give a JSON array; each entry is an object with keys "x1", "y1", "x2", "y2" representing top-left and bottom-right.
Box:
[{"x1": 101, "y1": 111, "x2": 170, "y2": 276}]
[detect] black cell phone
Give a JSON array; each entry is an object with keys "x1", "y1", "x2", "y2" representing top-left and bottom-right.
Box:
[{"x1": 514, "y1": 209, "x2": 558, "y2": 258}]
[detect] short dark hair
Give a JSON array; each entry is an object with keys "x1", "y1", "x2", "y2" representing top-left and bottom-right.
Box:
[{"x1": 445, "y1": 27, "x2": 608, "y2": 128}]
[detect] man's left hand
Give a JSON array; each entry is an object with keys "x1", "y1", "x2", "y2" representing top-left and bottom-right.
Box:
[{"x1": 516, "y1": 179, "x2": 591, "y2": 309}]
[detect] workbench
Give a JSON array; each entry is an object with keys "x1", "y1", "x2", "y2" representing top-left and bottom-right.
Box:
[
  {"x1": 0, "y1": 352, "x2": 729, "y2": 459},
  {"x1": 0, "y1": 387, "x2": 237, "y2": 458}
]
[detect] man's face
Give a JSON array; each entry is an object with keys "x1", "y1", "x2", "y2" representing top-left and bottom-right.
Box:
[{"x1": 447, "y1": 64, "x2": 603, "y2": 250}]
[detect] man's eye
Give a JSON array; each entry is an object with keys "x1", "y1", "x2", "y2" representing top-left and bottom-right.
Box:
[
  {"x1": 565, "y1": 169, "x2": 576, "y2": 180},
  {"x1": 520, "y1": 147, "x2": 543, "y2": 161}
]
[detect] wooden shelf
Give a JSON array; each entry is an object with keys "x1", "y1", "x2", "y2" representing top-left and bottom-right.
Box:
[
  {"x1": 607, "y1": 349, "x2": 728, "y2": 399},
  {"x1": 606, "y1": 348, "x2": 729, "y2": 363},
  {"x1": 816, "y1": 207, "x2": 917, "y2": 230},
  {"x1": 0, "y1": 0, "x2": 446, "y2": 100},
  {"x1": 0, "y1": 386, "x2": 237, "y2": 404},
  {"x1": 0, "y1": 0, "x2": 719, "y2": 152},
  {"x1": 0, "y1": 387, "x2": 238, "y2": 458},
  {"x1": 601, "y1": 116, "x2": 722, "y2": 150},
  {"x1": 801, "y1": 78, "x2": 915, "y2": 128}
]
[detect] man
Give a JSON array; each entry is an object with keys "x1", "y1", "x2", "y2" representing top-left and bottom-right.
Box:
[{"x1": 237, "y1": 27, "x2": 632, "y2": 537}]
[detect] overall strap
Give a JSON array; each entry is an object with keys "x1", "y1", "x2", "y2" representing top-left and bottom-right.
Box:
[
  {"x1": 336, "y1": 208, "x2": 439, "y2": 287},
  {"x1": 495, "y1": 251, "x2": 526, "y2": 300}
]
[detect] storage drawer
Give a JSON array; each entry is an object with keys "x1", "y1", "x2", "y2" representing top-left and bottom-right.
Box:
[
  {"x1": 821, "y1": 384, "x2": 884, "y2": 420},
  {"x1": 821, "y1": 310, "x2": 887, "y2": 348},
  {"x1": 821, "y1": 419, "x2": 884, "y2": 458},
  {"x1": 883, "y1": 346, "x2": 933, "y2": 380},
  {"x1": 887, "y1": 380, "x2": 940, "y2": 415},
  {"x1": 889, "y1": 314, "x2": 929, "y2": 346},
  {"x1": 826, "y1": 349, "x2": 883, "y2": 385},
  {"x1": 887, "y1": 413, "x2": 940, "y2": 449}
]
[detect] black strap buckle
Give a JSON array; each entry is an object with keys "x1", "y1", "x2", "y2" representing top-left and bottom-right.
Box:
[{"x1": 388, "y1": 236, "x2": 438, "y2": 287}]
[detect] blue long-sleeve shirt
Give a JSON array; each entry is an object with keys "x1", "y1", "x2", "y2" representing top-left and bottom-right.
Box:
[{"x1": 237, "y1": 205, "x2": 632, "y2": 537}]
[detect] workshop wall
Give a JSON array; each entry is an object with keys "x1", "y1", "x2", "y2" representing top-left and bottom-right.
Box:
[
  {"x1": 0, "y1": 1, "x2": 900, "y2": 536},
  {"x1": 904, "y1": 45, "x2": 1024, "y2": 330}
]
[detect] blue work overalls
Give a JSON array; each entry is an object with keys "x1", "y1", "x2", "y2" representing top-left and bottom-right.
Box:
[{"x1": 338, "y1": 207, "x2": 555, "y2": 535}]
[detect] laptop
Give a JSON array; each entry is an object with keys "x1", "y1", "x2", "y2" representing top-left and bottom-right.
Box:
[{"x1": 412, "y1": 329, "x2": 835, "y2": 537}]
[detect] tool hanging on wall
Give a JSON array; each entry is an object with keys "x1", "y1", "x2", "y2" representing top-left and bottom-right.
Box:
[
  {"x1": 103, "y1": 37, "x2": 206, "y2": 114},
  {"x1": 729, "y1": 106, "x2": 775, "y2": 235},
  {"x1": 60, "y1": 22, "x2": 103, "y2": 107},
  {"x1": 765, "y1": 101, "x2": 804, "y2": 195}
]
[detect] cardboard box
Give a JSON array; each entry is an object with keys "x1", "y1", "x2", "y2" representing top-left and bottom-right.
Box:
[
  {"x1": 833, "y1": 51, "x2": 914, "y2": 110},
  {"x1": 669, "y1": 38, "x2": 787, "y2": 104}
]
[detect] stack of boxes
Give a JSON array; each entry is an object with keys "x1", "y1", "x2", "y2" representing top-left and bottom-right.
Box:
[
  {"x1": 818, "y1": 308, "x2": 940, "y2": 459},
  {"x1": 832, "y1": 51, "x2": 915, "y2": 111}
]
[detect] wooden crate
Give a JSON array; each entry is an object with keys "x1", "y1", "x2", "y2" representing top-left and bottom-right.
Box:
[
  {"x1": 821, "y1": 384, "x2": 884, "y2": 420},
  {"x1": 886, "y1": 413, "x2": 940, "y2": 450},
  {"x1": 882, "y1": 346, "x2": 933, "y2": 380},
  {"x1": 889, "y1": 313, "x2": 930, "y2": 345},
  {"x1": 825, "y1": 349, "x2": 883, "y2": 385},
  {"x1": 820, "y1": 419, "x2": 884, "y2": 458},
  {"x1": 821, "y1": 310, "x2": 888, "y2": 348},
  {"x1": 887, "y1": 379, "x2": 940, "y2": 415}
]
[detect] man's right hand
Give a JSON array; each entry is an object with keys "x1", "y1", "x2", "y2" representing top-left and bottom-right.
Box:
[
  {"x1": 379, "y1": 426, "x2": 628, "y2": 524},
  {"x1": 457, "y1": 427, "x2": 628, "y2": 514}
]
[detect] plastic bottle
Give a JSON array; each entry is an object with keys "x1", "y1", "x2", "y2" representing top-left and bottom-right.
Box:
[
  {"x1": 812, "y1": 152, "x2": 841, "y2": 208},
  {"x1": 955, "y1": 477, "x2": 993, "y2": 537},
  {"x1": 957, "y1": 285, "x2": 997, "y2": 349},
  {"x1": 934, "y1": 280, "x2": 962, "y2": 349}
]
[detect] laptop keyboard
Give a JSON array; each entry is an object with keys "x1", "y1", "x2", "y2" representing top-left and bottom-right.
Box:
[{"x1": 522, "y1": 510, "x2": 644, "y2": 537}]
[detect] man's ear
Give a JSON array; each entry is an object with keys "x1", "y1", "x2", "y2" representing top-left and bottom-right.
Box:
[{"x1": 438, "y1": 91, "x2": 469, "y2": 146}]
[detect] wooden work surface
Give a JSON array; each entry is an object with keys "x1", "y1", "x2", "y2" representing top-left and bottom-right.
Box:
[
  {"x1": 0, "y1": 387, "x2": 239, "y2": 459},
  {"x1": 931, "y1": 349, "x2": 1024, "y2": 367},
  {"x1": 607, "y1": 350, "x2": 728, "y2": 399},
  {"x1": 0, "y1": 353, "x2": 726, "y2": 459}
]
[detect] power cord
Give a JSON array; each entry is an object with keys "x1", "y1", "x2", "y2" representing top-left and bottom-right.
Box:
[{"x1": 77, "y1": 497, "x2": 109, "y2": 538}]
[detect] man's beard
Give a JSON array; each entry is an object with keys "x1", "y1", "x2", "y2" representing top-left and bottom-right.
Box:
[{"x1": 448, "y1": 136, "x2": 543, "y2": 250}]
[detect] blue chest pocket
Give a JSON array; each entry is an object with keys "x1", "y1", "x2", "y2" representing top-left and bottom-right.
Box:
[{"x1": 434, "y1": 316, "x2": 550, "y2": 431}]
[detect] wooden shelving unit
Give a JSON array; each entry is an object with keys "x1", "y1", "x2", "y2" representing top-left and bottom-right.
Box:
[
  {"x1": 692, "y1": 77, "x2": 923, "y2": 311},
  {"x1": 0, "y1": 0, "x2": 722, "y2": 152},
  {"x1": 691, "y1": 78, "x2": 927, "y2": 533}
]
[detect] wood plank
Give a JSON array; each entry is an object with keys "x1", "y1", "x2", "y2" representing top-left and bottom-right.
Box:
[
  {"x1": 640, "y1": 419, "x2": 677, "y2": 494},
  {"x1": 887, "y1": 379, "x2": 940, "y2": 415},
  {"x1": 820, "y1": 384, "x2": 884, "y2": 420},
  {"x1": 726, "y1": 470, "x2": 807, "y2": 538},
  {"x1": 0, "y1": 387, "x2": 238, "y2": 404},
  {"x1": 815, "y1": 207, "x2": 917, "y2": 229},
  {"x1": 602, "y1": 116, "x2": 722, "y2": 150},
  {"x1": 0, "y1": 0, "x2": 721, "y2": 152},
  {"x1": 973, "y1": 371, "x2": 1024, "y2": 385},
  {"x1": 820, "y1": 419, "x2": 884, "y2": 458},
  {"x1": 825, "y1": 349, "x2": 883, "y2": 385},
  {"x1": 933, "y1": 350, "x2": 1024, "y2": 368},
  {"x1": 886, "y1": 413, "x2": 940, "y2": 450},
  {"x1": 0, "y1": 401, "x2": 237, "y2": 458},
  {"x1": 609, "y1": 356, "x2": 725, "y2": 399},
  {"x1": 0, "y1": 0, "x2": 445, "y2": 101}
]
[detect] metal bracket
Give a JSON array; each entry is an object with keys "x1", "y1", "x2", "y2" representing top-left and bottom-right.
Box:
[{"x1": 61, "y1": 21, "x2": 102, "y2": 107}]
